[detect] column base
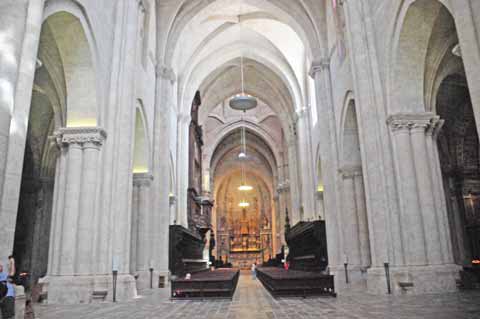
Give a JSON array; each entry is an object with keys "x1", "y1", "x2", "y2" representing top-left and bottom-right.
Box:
[
  {"x1": 366, "y1": 264, "x2": 460, "y2": 295},
  {"x1": 42, "y1": 274, "x2": 137, "y2": 304},
  {"x1": 329, "y1": 265, "x2": 368, "y2": 293},
  {"x1": 134, "y1": 270, "x2": 170, "y2": 290}
]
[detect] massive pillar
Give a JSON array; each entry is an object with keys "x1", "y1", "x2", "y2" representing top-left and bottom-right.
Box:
[
  {"x1": 131, "y1": 173, "x2": 153, "y2": 289},
  {"x1": 151, "y1": 64, "x2": 176, "y2": 287},
  {"x1": 47, "y1": 128, "x2": 137, "y2": 304},
  {"x1": 0, "y1": 0, "x2": 44, "y2": 261},
  {"x1": 386, "y1": 113, "x2": 457, "y2": 293}
]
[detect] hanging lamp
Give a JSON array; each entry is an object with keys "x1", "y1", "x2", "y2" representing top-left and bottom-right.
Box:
[{"x1": 229, "y1": 56, "x2": 258, "y2": 111}]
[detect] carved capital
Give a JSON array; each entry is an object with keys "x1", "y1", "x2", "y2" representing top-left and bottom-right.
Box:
[
  {"x1": 133, "y1": 173, "x2": 153, "y2": 187},
  {"x1": 55, "y1": 127, "x2": 107, "y2": 149},
  {"x1": 155, "y1": 64, "x2": 176, "y2": 83},
  {"x1": 387, "y1": 112, "x2": 440, "y2": 134},
  {"x1": 309, "y1": 58, "x2": 330, "y2": 78}
]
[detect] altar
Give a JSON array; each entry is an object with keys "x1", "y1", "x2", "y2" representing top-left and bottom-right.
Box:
[{"x1": 216, "y1": 207, "x2": 272, "y2": 269}]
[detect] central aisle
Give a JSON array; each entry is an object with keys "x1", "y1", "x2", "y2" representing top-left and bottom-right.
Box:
[{"x1": 229, "y1": 271, "x2": 276, "y2": 318}]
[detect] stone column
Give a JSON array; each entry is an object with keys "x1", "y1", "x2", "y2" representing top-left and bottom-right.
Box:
[
  {"x1": 47, "y1": 127, "x2": 108, "y2": 304},
  {"x1": 339, "y1": 167, "x2": 362, "y2": 267},
  {"x1": 309, "y1": 60, "x2": 343, "y2": 268},
  {"x1": 176, "y1": 114, "x2": 190, "y2": 228},
  {"x1": 286, "y1": 136, "x2": 301, "y2": 224},
  {"x1": 387, "y1": 113, "x2": 458, "y2": 293},
  {"x1": 387, "y1": 115, "x2": 427, "y2": 265},
  {"x1": 151, "y1": 64, "x2": 176, "y2": 287},
  {"x1": 295, "y1": 109, "x2": 316, "y2": 221},
  {"x1": 343, "y1": 0, "x2": 395, "y2": 270},
  {"x1": 0, "y1": 0, "x2": 45, "y2": 262},
  {"x1": 410, "y1": 122, "x2": 443, "y2": 265},
  {"x1": 131, "y1": 173, "x2": 153, "y2": 289},
  {"x1": 353, "y1": 173, "x2": 371, "y2": 268},
  {"x1": 77, "y1": 140, "x2": 102, "y2": 274},
  {"x1": 130, "y1": 177, "x2": 140, "y2": 273},
  {"x1": 0, "y1": 0, "x2": 29, "y2": 199}
]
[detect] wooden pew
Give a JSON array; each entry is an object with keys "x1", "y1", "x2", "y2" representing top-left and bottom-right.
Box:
[
  {"x1": 171, "y1": 269, "x2": 240, "y2": 300},
  {"x1": 257, "y1": 267, "x2": 336, "y2": 298}
]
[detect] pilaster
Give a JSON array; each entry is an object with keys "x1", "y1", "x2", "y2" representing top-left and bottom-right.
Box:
[{"x1": 131, "y1": 173, "x2": 154, "y2": 289}]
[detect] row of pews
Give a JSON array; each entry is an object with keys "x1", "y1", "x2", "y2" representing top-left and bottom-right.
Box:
[
  {"x1": 256, "y1": 267, "x2": 336, "y2": 297},
  {"x1": 257, "y1": 220, "x2": 337, "y2": 298},
  {"x1": 169, "y1": 225, "x2": 240, "y2": 300},
  {"x1": 171, "y1": 269, "x2": 240, "y2": 300},
  {"x1": 169, "y1": 220, "x2": 336, "y2": 300}
]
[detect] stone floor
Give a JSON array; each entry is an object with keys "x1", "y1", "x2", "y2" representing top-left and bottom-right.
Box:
[{"x1": 36, "y1": 273, "x2": 480, "y2": 319}]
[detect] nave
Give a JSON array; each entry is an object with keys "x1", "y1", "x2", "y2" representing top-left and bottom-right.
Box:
[{"x1": 36, "y1": 273, "x2": 480, "y2": 319}]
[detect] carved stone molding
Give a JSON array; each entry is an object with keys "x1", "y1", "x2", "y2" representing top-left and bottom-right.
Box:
[
  {"x1": 277, "y1": 180, "x2": 290, "y2": 193},
  {"x1": 137, "y1": 0, "x2": 147, "y2": 12},
  {"x1": 386, "y1": 112, "x2": 441, "y2": 133},
  {"x1": 338, "y1": 165, "x2": 363, "y2": 179},
  {"x1": 133, "y1": 173, "x2": 153, "y2": 187},
  {"x1": 295, "y1": 107, "x2": 308, "y2": 121},
  {"x1": 55, "y1": 127, "x2": 107, "y2": 148},
  {"x1": 155, "y1": 64, "x2": 176, "y2": 83},
  {"x1": 309, "y1": 58, "x2": 330, "y2": 78}
]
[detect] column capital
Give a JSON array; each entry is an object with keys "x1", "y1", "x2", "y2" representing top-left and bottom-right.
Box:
[
  {"x1": 133, "y1": 173, "x2": 153, "y2": 187},
  {"x1": 55, "y1": 127, "x2": 107, "y2": 148},
  {"x1": 155, "y1": 64, "x2": 176, "y2": 83},
  {"x1": 309, "y1": 58, "x2": 330, "y2": 78},
  {"x1": 386, "y1": 112, "x2": 440, "y2": 133},
  {"x1": 338, "y1": 165, "x2": 363, "y2": 178}
]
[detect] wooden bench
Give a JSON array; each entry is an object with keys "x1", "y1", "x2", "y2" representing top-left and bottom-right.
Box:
[
  {"x1": 171, "y1": 269, "x2": 240, "y2": 300},
  {"x1": 257, "y1": 267, "x2": 336, "y2": 298}
]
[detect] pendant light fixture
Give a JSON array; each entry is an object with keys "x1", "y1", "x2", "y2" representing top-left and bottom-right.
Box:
[
  {"x1": 229, "y1": 56, "x2": 258, "y2": 111},
  {"x1": 229, "y1": 14, "x2": 256, "y2": 207}
]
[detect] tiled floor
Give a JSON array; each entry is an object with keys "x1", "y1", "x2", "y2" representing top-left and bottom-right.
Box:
[{"x1": 36, "y1": 274, "x2": 480, "y2": 319}]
